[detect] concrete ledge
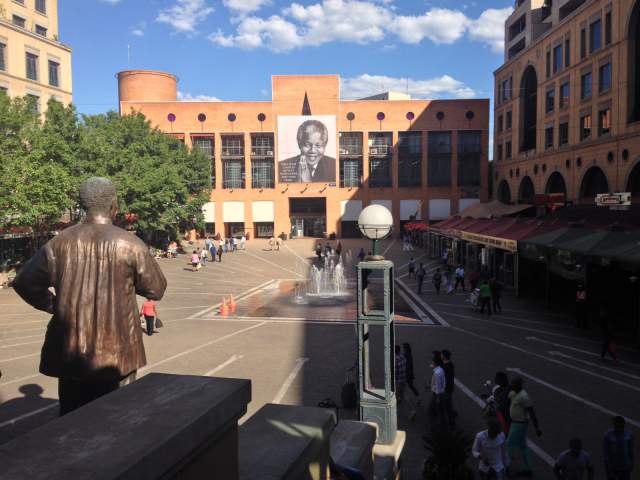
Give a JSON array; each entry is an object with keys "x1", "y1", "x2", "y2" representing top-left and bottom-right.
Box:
[
  {"x1": 239, "y1": 403, "x2": 335, "y2": 480},
  {"x1": 0, "y1": 374, "x2": 251, "y2": 480},
  {"x1": 373, "y1": 431, "x2": 406, "y2": 480},
  {"x1": 330, "y1": 420, "x2": 376, "y2": 480}
]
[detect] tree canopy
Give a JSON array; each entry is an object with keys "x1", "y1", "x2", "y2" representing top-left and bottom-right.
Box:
[{"x1": 0, "y1": 95, "x2": 210, "y2": 242}]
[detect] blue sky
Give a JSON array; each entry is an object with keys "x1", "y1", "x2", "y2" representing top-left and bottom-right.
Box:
[{"x1": 62, "y1": 0, "x2": 512, "y2": 120}]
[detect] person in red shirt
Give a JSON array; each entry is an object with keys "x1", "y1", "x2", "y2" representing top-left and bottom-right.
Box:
[{"x1": 140, "y1": 298, "x2": 158, "y2": 336}]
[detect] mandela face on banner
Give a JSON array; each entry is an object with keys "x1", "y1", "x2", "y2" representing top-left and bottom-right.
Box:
[{"x1": 278, "y1": 116, "x2": 337, "y2": 184}]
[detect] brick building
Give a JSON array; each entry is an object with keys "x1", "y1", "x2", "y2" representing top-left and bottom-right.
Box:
[
  {"x1": 493, "y1": 0, "x2": 640, "y2": 206},
  {"x1": 118, "y1": 71, "x2": 489, "y2": 239},
  {"x1": 0, "y1": 0, "x2": 72, "y2": 109}
]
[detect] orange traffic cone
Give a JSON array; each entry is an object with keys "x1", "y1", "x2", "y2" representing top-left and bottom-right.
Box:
[
  {"x1": 220, "y1": 297, "x2": 229, "y2": 316},
  {"x1": 228, "y1": 295, "x2": 237, "y2": 312}
]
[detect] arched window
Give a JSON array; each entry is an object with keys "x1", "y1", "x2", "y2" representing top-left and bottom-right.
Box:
[
  {"x1": 545, "y1": 172, "x2": 567, "y2": 196},
  {"x1": 580, "y1": 166, "x2": 609, "y2": 200},
  {"x1": 497, "y1": 180, "x2": 512, "y2": 204},
  {"x1": 518, "y1": 176, "x2": 535, "y2": 204},
  {"x1": 520, "y1": 66, "x2": 538, "y2": 152},
  {"x1": 626, "y1": 161, "x2": 640, "y2": 196},
  {"x1": 629, "y1": 1, "x2": 640, "y2": 123}
]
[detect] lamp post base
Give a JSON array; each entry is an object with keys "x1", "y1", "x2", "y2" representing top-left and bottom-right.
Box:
[{"x1": 365, "y1": 255, "x2": 385, "y2": 262}]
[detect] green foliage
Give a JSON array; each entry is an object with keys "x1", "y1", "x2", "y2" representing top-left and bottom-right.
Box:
[
  {"x1": 422, "y1": 428, "x2": 474, "y2": 480},
  {"x1": 0, "y1": 97, "x2": 210, "y2": 240}
]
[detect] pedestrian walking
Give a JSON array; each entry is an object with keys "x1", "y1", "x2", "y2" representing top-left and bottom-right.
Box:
[
  {"x1": 394, "y1": 345, "x2": 407, "y2": 404},
  {"x1": 603, "y1": 416, "x2": 634, "y2": 480},
  {"x1": 205, "y1": 237, "x2": 212, "y2": 252},
  {"x1": 442, "y1": 349, "x2": 456, "y2": 429},
  {"x1": 240, "y1": 235, "x2": 246, "y2": 250},
  {"x1": 454, "y1": 264, "x2": 466, "y2": 291},
  {"x1": 441, "y1": 248, "x2": 449, "y2": 265},
  {"x1": 432, "y1": 268, "x2": 442, "y2": 295},
  {"x1": 218, "y1": 237, "x2": 225, "y2": 253},
  {"x1": 428, "y1": 352, "x2": 447, "y2": 428},
  {"x1": 139, "y1": 298, "x2": 158, "y2": 337},
  {"x1": 316, "y1": 243, "x2": 323, "y2": 259},
  {"x1": 191, "y1": 250, "x2": 200, "y2": 272},
  {"x1": 233, "y1": 237, "x2": 238, "y2": 252},
  {"x1": 554, "y1": 438, "x2": 594, "y2": 480},
  {"x1": 491, "y1": 371, "x2": 511, "y2": 434},
  {"x1": 276, "y1": 236, "x2": 282, "y2": 251},
  {"x1": 209, "y1": 241, "x2": 216, "y2": 261},
  {"x1": 408, "y1": 257, "x2": 416, "y2": 279},
  {"x1": 217, "y1": 245, "x2": 223, "y2": 262},
  {"x1": 506, "y1": 377, "x2": 542, "y2": 477},
  {"x1": 600, "y1": 307, "x2": 619, "y2": 365},
  {"x1": 445, "y1": 268, "x2": 454, "y2": 295},
  {"x1": 472, "y1": 418, "x2": 509, "y2": 480},
  {"x1": 575, "y1": 284, "x2": 588, "y2": 329},
  {"x1": 357, "y1": 247, "x2": 365, "y2": 262},
  {"x1": 490, "y1": 278, "x2": 503, "y2": 314},
  {"x1": 417, "y1": 263, "x2": 426, "y2": 294},
  {"x1": 200, "y1": 246, "x2": 208, "y2": 265},
  {"x1": 479, "y1": 280, "x2": 493, "y2": 315}
]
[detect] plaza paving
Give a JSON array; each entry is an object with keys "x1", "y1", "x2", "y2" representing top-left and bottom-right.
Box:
[{"x1": 0, "y1": 238, "x2": 639, "y2": 478}]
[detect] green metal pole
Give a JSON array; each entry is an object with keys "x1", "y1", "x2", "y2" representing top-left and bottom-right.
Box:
[{"x1": 372, "y1": 239, "x2": 379, "y2": 257}]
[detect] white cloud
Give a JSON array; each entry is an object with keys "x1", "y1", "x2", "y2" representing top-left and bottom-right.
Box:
[
  {"x1": 209, "y1": 1, "x2": 511, "y2": 53},
  {"x1": 131, "y1": 21, "x2": 146, "y2": 37},
  {"x1": 468, "y1": 7, "x2": 513, "y2": 53},
  {"x1": 223, "y1": 0, "x2": 270, "y2": 14},
  {"x1": 341, "y1": 74, "x2": 476, "y2": 100},
  {"x1": 178, "y1": 91, "x2": 221, "y2": 101},
  {"x1": 156, "y1": 0, "x2": 214, "y2": 34},
  {"x1": 101, "y1": 0, "x2": 123, "y2": 4}
]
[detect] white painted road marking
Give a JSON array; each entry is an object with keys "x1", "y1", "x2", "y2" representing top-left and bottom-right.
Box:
[
  {"x1": 527, "y1": 336, "x2": 640, "y2": 366},
  {"x1": 454, "y1": 378, "x2": 554, "y2": 467},
  {"x1": 273, "y1": 357, "x2": 309, "y2": 404},
  {"x1": 382, "y1": 239, "x2": 396, "y2": 256},
  {"x1": 186, "y1": 279, "x2": 275, "y2": 320},
  {"x1": 395, "y1": 278, "x2": 450, "y2": 327},
  {"x1": 204, "y1": 354, "x2": 244, "y2": 376},
  {"x1": 506, "y1": 368, "x2": 640, "y2": 429},
  {"x1": 0, "y1": 404, "x2": 58, "y2": 429},
  {"x1": 0, "y1": 340, "x2": 42, "y2": 349},
  {"x1": 396, "y1": 288, "x2": 433, "y2": 325},
  {"x1": 0, "y1": 373, "x2": 42, "y2": 387},
  {"x1": 0, "y1": 352, "x2": 40, "y2": 363},
  {"x1": 549, "y1": 351, "x2": 640, "y2": 381}
]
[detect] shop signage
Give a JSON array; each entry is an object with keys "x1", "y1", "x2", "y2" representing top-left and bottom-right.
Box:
[
  {"x1": 596, "y1": 192, "x2": 631, "y2": 207},
  {"x1": 460, "y1": 231, "x2": 517, "y2": 252}
]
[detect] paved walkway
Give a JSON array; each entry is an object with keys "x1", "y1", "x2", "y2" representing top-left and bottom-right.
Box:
[{"x1": 0, "y1": 238, "x2": 638, "y2": 478}]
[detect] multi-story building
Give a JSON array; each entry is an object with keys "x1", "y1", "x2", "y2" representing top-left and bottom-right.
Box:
[
  {"x1": 118, "y1": 71, "x2": 488, "y2": 239},
  {"x1": 0, "y1": 0, "x2": 72, "y2": 110},
  {"x1": 494, "y1": 0, "x2": 640, "y2": 206}
]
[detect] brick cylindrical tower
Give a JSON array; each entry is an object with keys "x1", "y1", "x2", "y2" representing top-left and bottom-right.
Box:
[{"x1": 117, "y1": 70, "x2": 177, "y2": 103}]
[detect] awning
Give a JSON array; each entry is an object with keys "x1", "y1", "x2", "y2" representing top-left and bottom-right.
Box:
[
  {"x1": 458, "y1": 200, "x2": 534, "y2": 219},
  {"x1": 223, "y1": 202, "x2": 245, "y2": 222},
  {"x1": 252, "y1": 201, "x2": 274, "y2": 222},
  {"x1": 519, "y1": 224, "x2": 591, "y2": 262}
]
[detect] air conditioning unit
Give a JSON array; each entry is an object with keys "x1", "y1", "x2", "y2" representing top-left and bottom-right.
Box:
[
  {"x1": 339, "y1": 148, "x2": 348, "y2": 155},
  {"x1": 267, "y1": 151, "x2": 273, "y2": 156},
  {"x1": 370, "y1": 148, "x2": 378, "y2": 155}
]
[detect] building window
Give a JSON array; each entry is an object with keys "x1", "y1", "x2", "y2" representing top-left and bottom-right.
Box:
[
  {"x1": 553, "y1": 44, "x2": 563, "y2": 74},
  {"x1": 629, "y1": 2, "x2": 640, "y2": 123},
  {"x1": 223, "y1": 160, "x2": 245, "y2": 189},
  {"x1": 0, "y1": 86, "x2": 7, "y2": 95},
  {"x1": 581, "y1": 72, "x2": 592, "y2": 99},
  {"x1": 580, "y1": 28, "x2": 586, "y2": 59},
  {"x1": 339, "y1": 132, "x2": 363, "y2": 156},
  {"x1": 546, "y1": 89, "x2": 555, "y2": 113},
  {"x1": 590, "y1": 19, "x2": 601, "y2": 53},
  {"x1": 192, "y1": 136, "x2": 215, "y2": 188},
  {"x1": 506, "y1": 110, "x2": 512, "y2": 130},
  {"x1": 251, "y1": 159, "x2": 275, "y2": 189},
  {"x1": 559, "y1": 122, "x2": 569, "y2": 145},
  {"x1": 605, "y1": 11, "x2": 612, "y2": 45},
  {"x1": 545, "y1": 126, "x2": 554, "y2": 150},
  {"x1": 26, "y1": 52, "x2": 38, "y2": 81},
  {"x1": 398, "y1": 132, "x2": 422, "y2": 187},
  {"x1": 26, "y1": 94, "x2": 39, "y2": 115},
  {"x1": 36, "y1": 0, "x2": 46, "y2": 14},
  {"x1": 565, "y1": 38, "x2": 571, "y2": 67},
  {"x1": 497, "y1": 115, "x2": 503, "y2": 133},
  {"x1": 560, "y1": 82, "x2": 570, "y2": 109},
  {"x1": 0, "y1": 43, "x2": 5, "y2": 72},
  {"x1": 580, "y1": 113, "x2": 592, "y2": 141},
  {"x1": 457, "y1": 131, "x2": 482, "y2": 187},
  {"x1": 497, "y1": 144, "x2": 503, "y2": 162},
  {"x1": 340, "y1": 158, "x2": 362, "y2": 188},
  {"x1": 505, "y1": 141, "x2": 512, "y2": 159},
  {"x1": 48, "y1": 60, "x2": 59, "y2": 87},
  {"x1": 501, "y1": 78, "x2": 512, "y2": 102},
  {"x1": 35, "y1": 25, "x2": 47, "y2": 37},
  {"x1": 546, "y1": 51, "x2": 551, "y2": 78},
  {"x1": 520, "y1": 66, "x2": 538, "y2": 152},
  {"x1": 428, "y1": 131, "x2": 451, "y2": 186},
  {"x1": 221, "y1": 135, "x2": 244, "y2": 158},
  {"x1": 598, "y1": 107, "x2": 611, "y2": 136},
  {"x1": 599, "y1": 63, "x2": 612, "y2": 93},
  {"x1": 12, "y1": 15, "x2": 26, "y2": 28},
  {"x1": 368, "y1": 132, "x2": 392, "y2": 188}
]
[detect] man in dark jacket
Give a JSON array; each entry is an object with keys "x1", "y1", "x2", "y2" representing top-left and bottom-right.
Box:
[
  {"x1": 13, "y1": 177, "x2": 167, "y2": 415},
  {"x1": 442, "y1": 349, "x2": 456, "y2": 429},
  {"x1": 279, "y1": 119, "x2": 336, "y2": 183}
]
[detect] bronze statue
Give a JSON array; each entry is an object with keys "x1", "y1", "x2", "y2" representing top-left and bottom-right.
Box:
[{"x1": 13, "y1": 177, "x2": 167, "y2": 415}]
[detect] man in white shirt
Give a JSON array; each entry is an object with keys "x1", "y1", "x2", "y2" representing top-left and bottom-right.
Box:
[
  {"x1": 454, "y1": 264, "x2": 466, "y2": 292},
  {"x1": 473, "y1": 418, "x2": 509, "y2": 479},
  {"x1": 429, "y1": 352, "x2": 447, "y2": 427},
  {"x1": 240, "y1": 235, "x2": 246, "y2": 250}
]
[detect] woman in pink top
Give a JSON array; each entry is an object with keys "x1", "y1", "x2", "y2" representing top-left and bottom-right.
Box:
[
  {"x1": 191, "y1": 250, "x2": 200, "y2": 272},
  {"x1": 139, "y1": 298, "x2": 157, "y2": 336}
]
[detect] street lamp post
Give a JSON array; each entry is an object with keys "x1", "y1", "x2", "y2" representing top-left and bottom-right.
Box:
[{"x1": 356, "y1": 205, "x2": 397, "y2": 445}]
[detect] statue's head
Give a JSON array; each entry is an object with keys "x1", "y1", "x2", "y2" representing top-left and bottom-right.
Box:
[{"x1": 80, "y1": 177, "x2": 118, "y2": 220}]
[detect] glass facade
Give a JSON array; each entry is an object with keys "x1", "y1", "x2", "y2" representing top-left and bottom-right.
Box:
[
  {"x1": 428, "y1": 131, "x2": 451, "y2": 186},
  {"x1": 457, "y1": 131, "x2": 482, "y2": 187},
  {"x1": 398, "y1": 131, "x2": 421, "y2": 187}
]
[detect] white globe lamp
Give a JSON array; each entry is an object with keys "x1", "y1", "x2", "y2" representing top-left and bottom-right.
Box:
[{"x1": 358, "y1": 204, "x2": 393, "y2": 260}]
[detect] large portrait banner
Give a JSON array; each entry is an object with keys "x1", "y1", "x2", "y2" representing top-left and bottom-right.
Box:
[{"x1": 278, "y1": 115, "x2": 337, "y2": 184}]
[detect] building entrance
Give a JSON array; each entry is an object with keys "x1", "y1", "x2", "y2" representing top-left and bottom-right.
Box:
[{"x1": 289, "y1": 198, "x2": 326, "y2": 238}]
